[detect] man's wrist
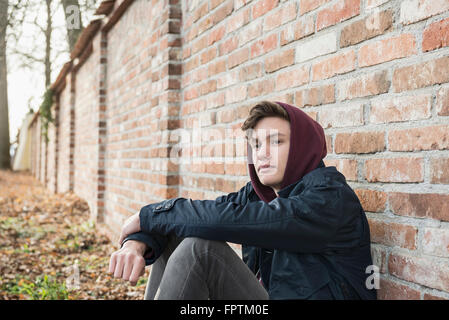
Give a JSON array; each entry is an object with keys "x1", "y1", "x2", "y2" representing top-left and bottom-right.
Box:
[{"x1": 122, "y1": 239, "x2": 148, "y2": 256}]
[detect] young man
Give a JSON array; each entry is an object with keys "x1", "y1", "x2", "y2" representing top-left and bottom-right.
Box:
[{"x1": 108, "y1": 101, "x2": 377, "y2": 300}]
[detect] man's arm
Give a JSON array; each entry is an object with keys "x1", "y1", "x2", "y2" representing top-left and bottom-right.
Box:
[{"x1": 139, "y1": 179, "x2": 354, "y2": 253}]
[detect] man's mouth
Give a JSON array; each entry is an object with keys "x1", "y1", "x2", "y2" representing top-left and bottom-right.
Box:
[{"x1": 258, "y1": 164, "x2": 275, "y2": 172}]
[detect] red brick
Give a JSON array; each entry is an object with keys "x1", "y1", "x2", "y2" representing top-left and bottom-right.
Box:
[
  {"x1": 211, "y1": 0, "x2": 234, "y2": 24},
  {"x1": 365, "y1": 158, "x2": 423, "y2": 183},
  {"x1": 280, "y1": 15, "x2": 314, "y2": 46},
  {"x1": 227, "y1": 6, "x2": 250, "y2": 34},
  {"x1": 325, "y1": 135, "x2": 332, "y2": 154},
  {"x1": 208, "y1": 58, "x2": 226, "y2": 76},
  {"x1": 317, "y1": 0, "x2": 361, "y2": 31},
  {"x1": 295, "y1": 84, "x2": 335, "y2": 108},
  {"x1": 378, "y1": 278, "x2": 421, "y2": 300},
  {"x1": 252, "y1": 0, "x2": 279, "y2": 19},
  {"x1": 430, "y1": 157, "x2": 449, "y2": 184},
  {"x1": 204, "y1": 162, "x2": 225, "y2": 174},
  {"x1": 338, "y1": 70, "x2": 390, "y2": 101},
  {"x1": 239, "y1": 20, "x2": 262, "y2": 46},
  {"x1": 388, "y1": 125, "x2": 449, "y2": 152},
  {"x1": 370, "y1": 245, "x2": 387, "y2": 273},
  {"x1": 319, "y1": 104, "x2": 364, "y2": 129},
  {"x1": 368, "y1": 218, "x2": 417, "y2": 249},
  {"x1": 437, "y1": 85, "x2": 449, "y2": 116},
  {"x1": 422, "y1": 228, "x2": 449, "y2": 258},
  {"x1": 400, "y1": 0, "x2": 449, "y2": 25},
  {"x1": 354, "y1": 188, "x2": 387, "y2": 212},
  {"x1": 335, "y1": 131, "x2": 384, "y2": 154},
  {"x1": 393, "y1": 56, "x2": 449, "y2": 92},
  {"x1": 299, "y1": 0, "x2": 332, "y2": 15},
  {"x1": 359, "y1": 34, "x2": 416, "y2": 67},
  {"x1": 340, "y1": 9, "x2": 393, "y2": 47},
  {"x1": 323, "y1": 158, "x2": 358, "y2": 181},
  {"x1": 225, "y1": 162, "x2": 247, "y2": 175},
  {"x1": 248, "y1": 78, "x2": 276, "y2": 98},
  {"x1": 228, "y1": 47, "x2": 249, "y2": 69},
  {"x1": 264, "y1": 48, "x2": 295, "y2": 73},
  {"x1": 240, "y1": 62, "x2": 263, "y2": 81},
  {"x1": 250, "y1": 33, "x2": 278, "y2": 59},
  {"x1": 275, "y1": 65, "x2": 309, "y2": 91},
  {"x1": 191, "y1": 35, "x2": 209, "y2": 55},
  {"x1": 423, "y1": 293, "x2": 448, "y2": 300},
  {"x1": 208, "y1": 25, "x2": 226, "y2": 46},
  {"x1": 312, "y1": 50, "x2": 356, "y2": 81},
  {"x1": 264, "y1": 1, "x2": 297, "y2": 31},
  {"x1": 219, "y1": 36, "x2": 239, "y2": 56},
  {"x1": 225, "y1": 84, "x2": 247, "y2": 103},
  {"x1": 369, "y1": 94, "x2": 431, "y2": 124},
  {"x1": 365, "y1": 0, "x2": 389, "y2": 9},
  {"x1": 423, "y1": 17, "x2": 449, "y2": 52},
  {"x1": 192, "y1": 2, "x2": 209, "y2": 23},
  {"x1": 389, "y1": 252, "x2": 449, "y2": 292},
  {"x1": 389, "y1": 192, "x2": 449, "y2": 222}
]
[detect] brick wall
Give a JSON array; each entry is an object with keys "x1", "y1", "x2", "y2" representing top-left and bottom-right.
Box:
[
  {"x1": 29, "y1": 0, "x2": 449, "y2": 299},
  {"x1": 56, "y1": 72, "x2": 74, "y2": 193}
]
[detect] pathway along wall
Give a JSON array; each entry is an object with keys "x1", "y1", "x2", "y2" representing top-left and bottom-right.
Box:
[{"x1": 28, "y1": 0, "x2": 449, "y2": 299}]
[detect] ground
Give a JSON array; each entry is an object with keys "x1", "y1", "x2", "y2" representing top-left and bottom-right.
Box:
[{"x1": 0, "y1": 169, "x2": 150, "y2": 300}]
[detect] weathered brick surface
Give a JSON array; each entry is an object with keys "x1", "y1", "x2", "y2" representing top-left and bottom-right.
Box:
[
  {"x1": 335, "y1": 131, "x2": 385, "y2": 154},
  {"x1": 388, "y1": 192, "x2": 449, "y2": 222},
  {"x1": 368, "y1": 218, "x2": 417, "y2": 249},
  {"x1": 389, "y1": 252, "x2": 449, "y2": 293},
  {"x1": 29, "y1": 0, "x2": 449, "y2": 300},
  {"x1": 354, "y1": 189, "x2": 387, "y2": 212},
  {"x1": 365, "y1": 157, "x2": 423, "y2": 183}
]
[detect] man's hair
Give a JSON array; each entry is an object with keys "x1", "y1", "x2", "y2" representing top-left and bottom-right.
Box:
[{"x1": 241, "y1": 101, "x2": 290, "y2": 134}]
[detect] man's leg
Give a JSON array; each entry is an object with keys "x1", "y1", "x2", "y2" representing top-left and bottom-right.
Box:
[
  {"x1": 144, "y1": 234, "x2": 183, "y2": 300},
  {"x1": 145, "y1": 236, "x2": 269, "y2": 300}
]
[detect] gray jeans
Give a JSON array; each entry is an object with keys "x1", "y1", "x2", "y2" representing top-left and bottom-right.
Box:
[{"x1": 143, "y1": 236, "x2": 269, "y2": 300}]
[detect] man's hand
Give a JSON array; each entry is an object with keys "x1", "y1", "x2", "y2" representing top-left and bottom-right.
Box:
[
  {"x1": 108, "y1": 240, "x2": 147, "y2": 286},
  {"x1": 118, "y1": 211, "x2": 141, "y2": 246}
]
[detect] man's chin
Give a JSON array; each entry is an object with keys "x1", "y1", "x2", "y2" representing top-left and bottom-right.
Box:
[{"x1": 259, "y1": 178, "x2": 281, "y2": 188}]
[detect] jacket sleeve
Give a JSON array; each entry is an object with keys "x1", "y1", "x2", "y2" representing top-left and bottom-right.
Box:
[
  {"x1": 120, "y1": 183, "x2": 251, "y2": 265},
  {"x1": 139, "y1": 179, "x2": 352, "y2": 253}
]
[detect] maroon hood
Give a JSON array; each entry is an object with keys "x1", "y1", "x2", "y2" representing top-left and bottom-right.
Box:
[{"x1": 247, "y1": 101, "x2": 327, "y2": 203}]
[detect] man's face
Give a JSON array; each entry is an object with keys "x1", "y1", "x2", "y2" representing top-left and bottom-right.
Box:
[{"x1": 248, "y1": 117, "x2": 290, "y2": 194}]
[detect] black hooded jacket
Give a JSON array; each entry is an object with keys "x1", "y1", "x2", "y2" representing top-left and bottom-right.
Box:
[{"x1": 123, "y1": 102, "x2": 377, "y2": 300}]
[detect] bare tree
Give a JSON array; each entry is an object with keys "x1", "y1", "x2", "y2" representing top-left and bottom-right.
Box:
[{"x1": 0, "y1": 0, "x2": 11, "y2": 169}]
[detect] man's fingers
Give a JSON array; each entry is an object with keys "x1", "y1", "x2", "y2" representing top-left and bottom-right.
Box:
[
  {"x1": 129, "y1": 257, "x2": 145, "y2": 286},
  {"x1": 113, "y1": 256, "x2": 124, "y2": 279},
  {"x1": 122, "y1": 255, "x2": 133, "y2": 281},
  {"x1": 108, "y1": 253, "x2": 117, "y2": 274}
]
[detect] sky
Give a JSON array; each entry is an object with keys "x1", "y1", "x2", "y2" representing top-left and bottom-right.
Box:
[{"x1": 7, "y1": 0, "x2": 95, "y2": 149}]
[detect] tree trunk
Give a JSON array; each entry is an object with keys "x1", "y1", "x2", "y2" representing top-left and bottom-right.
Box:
[
  {"x1": 0, "y1": 0, "x2": 11, "y2": 169},
  {"x1": 61, "y1": 0, "x2": 83, "y2": 52},
  {"x1": 44, "y1": 0, "x2": 52, "y2": 88}
]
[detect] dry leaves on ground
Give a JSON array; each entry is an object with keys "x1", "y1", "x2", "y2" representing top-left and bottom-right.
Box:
[{"x1": 0, "y1": 169, "x2": 150, "y2": 300}]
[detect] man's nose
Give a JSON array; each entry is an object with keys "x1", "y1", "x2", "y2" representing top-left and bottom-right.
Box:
[{"x1": 257, "y1": 143, "x2": 271, "y2": 159}]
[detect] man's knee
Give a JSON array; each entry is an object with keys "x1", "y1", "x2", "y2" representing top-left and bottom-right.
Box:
[{"x1": 167, "y1": 237, "x2": 219, "y2": 265}]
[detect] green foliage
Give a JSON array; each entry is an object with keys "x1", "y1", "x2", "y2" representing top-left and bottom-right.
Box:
[
  {"x1": 39, "y1": 88, "x2": 55, "y2": 143},
  {"x1": 3, "y1": 274, "x2": 69, "y2": 300}
]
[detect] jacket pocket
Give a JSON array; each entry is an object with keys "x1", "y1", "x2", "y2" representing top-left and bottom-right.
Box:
[{"x1": 153, "y1": 198, "x2": 179, "y2": 213}]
